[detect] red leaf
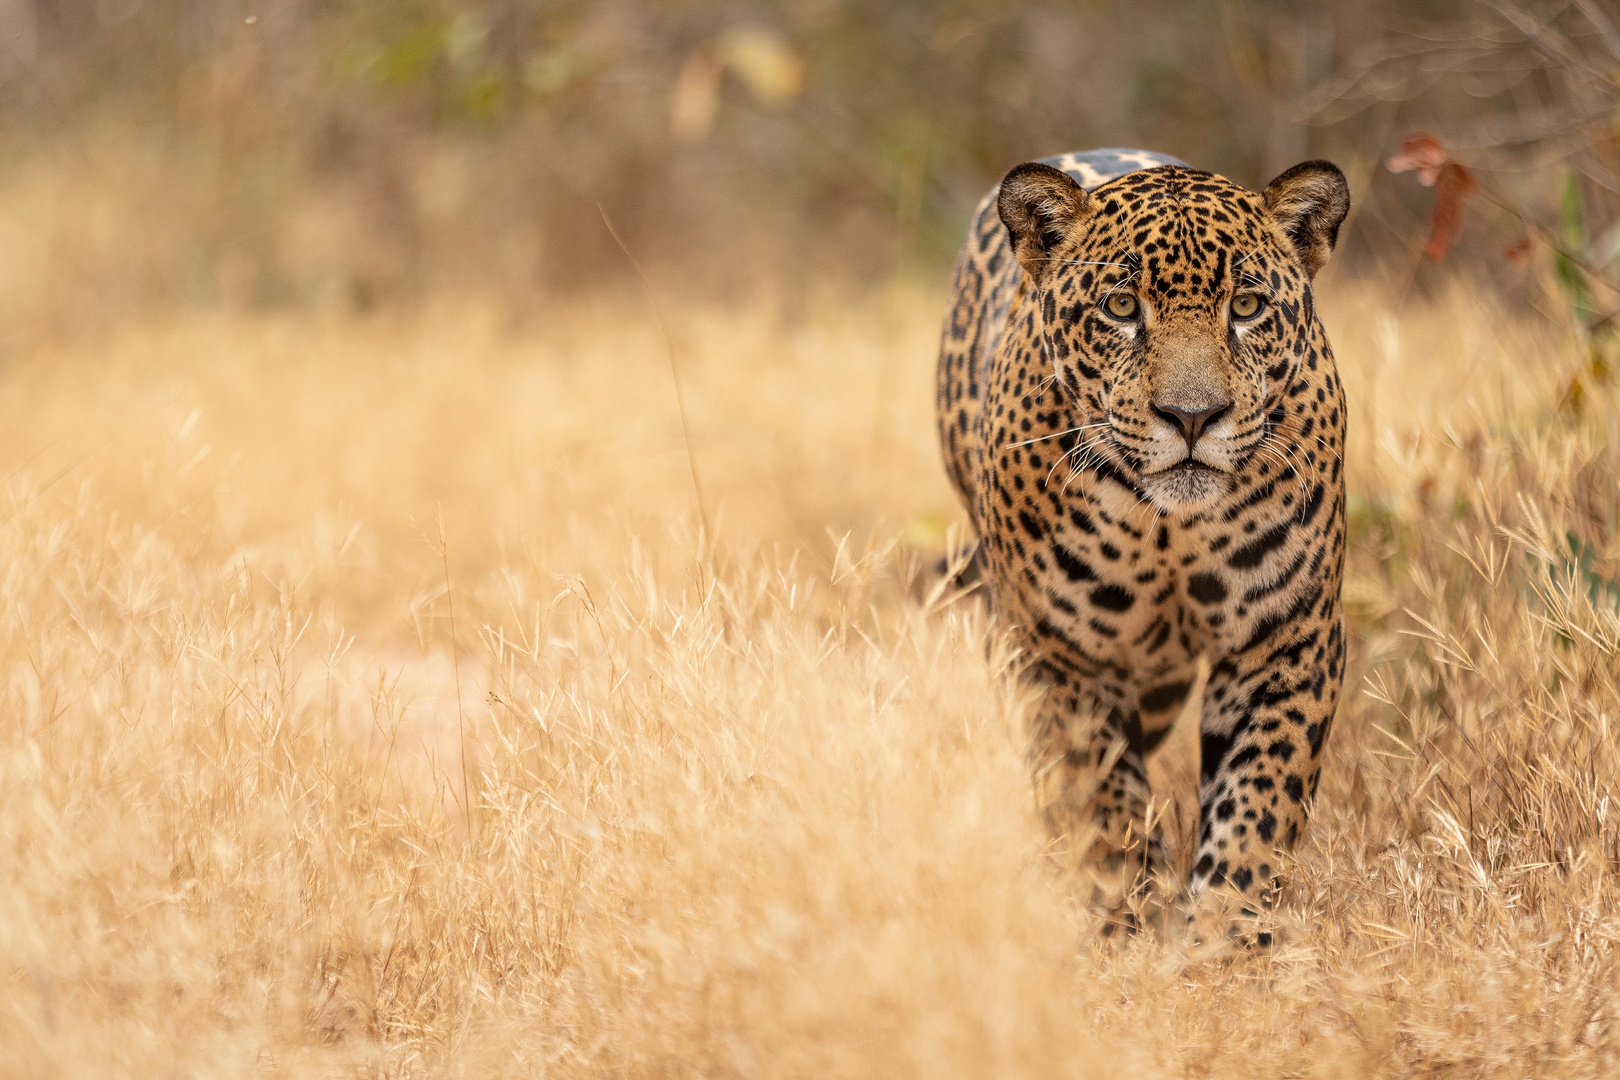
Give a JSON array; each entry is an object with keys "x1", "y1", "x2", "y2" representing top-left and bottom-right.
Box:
[
  {"x1": 1424, "y1": 162, "x2": 1477, "y2": 261},
  {"x1": 1387, "y1": 133, "x2": 1448, "y2": 187}
]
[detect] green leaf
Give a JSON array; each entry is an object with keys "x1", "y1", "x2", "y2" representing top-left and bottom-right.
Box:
[{"x1": 1556, "y1": 171, "x2": 1593, "y2": 323}]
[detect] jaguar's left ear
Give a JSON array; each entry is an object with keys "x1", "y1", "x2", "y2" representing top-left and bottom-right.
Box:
[
  {"x1": 998, "y1": 162, "x2": 1092, "y2": 286},
  {"x1": 1262, "y1": 161, "x2": 1350, "y2": 279}
]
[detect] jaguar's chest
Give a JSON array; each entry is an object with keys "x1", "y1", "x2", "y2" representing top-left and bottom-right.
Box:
[{"x1": 977, "y1": 428, "x2": 1332, "y2": 688}]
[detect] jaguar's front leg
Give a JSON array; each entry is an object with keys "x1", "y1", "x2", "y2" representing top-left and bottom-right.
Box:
[
  {"x1": 1192, "y1": 613, "x2": 1346, "y2": 912},
  {"x1": 1031, "y1": 676, "x2": 1168, "y2": 922}
]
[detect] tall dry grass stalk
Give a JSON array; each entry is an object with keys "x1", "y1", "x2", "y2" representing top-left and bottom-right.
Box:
[{"x1": 1, "y1": 280, "x2": 1618, "y2": 1076}]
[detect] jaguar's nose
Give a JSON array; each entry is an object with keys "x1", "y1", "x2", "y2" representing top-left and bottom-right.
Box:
[{"x1": 1151, "y1": 398, "x2": 1232, "y2": 450}]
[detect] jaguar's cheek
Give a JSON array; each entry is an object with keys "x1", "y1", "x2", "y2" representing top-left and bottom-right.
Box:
[{"x1": 1096, "y1": 378, "x2": 1118, "y2": 413}]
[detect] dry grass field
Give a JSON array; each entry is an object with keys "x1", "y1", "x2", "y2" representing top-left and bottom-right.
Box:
[{"x1": 2, "y1": 276, "x2": 1619, "y2": 1078}]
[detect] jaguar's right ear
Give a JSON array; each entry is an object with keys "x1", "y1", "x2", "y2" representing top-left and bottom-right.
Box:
[{"x1": 997, "y1": 162, "x2": 1092, "y2": 286}]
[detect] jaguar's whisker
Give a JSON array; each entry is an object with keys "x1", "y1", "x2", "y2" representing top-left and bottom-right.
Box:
[
  {"x1": 1005, "y1": 421, "x2": 1110, "y2": 450},
  {"x1": 1261, "y1": 434, "x2": 1314, "y2": 521},
  {"x1": 1060, "y1": 442, "x2": 1112, "y2": 492},
  {"x1": 1050, "y1": 435, "x2": 1110, "y2": 490},
  {"x1": 1268, "y1": 415, "x2": 1343, "y2": 467}
]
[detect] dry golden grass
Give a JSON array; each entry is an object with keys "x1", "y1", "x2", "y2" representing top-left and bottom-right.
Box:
[{"x1": 2, "y1": 278, "x2": 1619, "y2": 1077}]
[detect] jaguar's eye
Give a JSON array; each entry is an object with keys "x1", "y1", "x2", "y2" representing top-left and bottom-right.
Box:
[
  {"x1": 1105, "y1": 293, "x2": 1139, "y2": 319},
  {"x1": 1231, "y1": 292, "x2": 1263, "y2": 319}
]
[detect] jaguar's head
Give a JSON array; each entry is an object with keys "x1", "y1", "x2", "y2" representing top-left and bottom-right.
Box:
[{"x1": 998, "y1": 160, "x2": 1349, "y2": 512}]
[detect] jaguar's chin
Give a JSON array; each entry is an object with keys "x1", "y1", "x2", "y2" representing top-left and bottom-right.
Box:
[{"x1": 1142, "y1": 460, "x2": 1232, "y2": 510}]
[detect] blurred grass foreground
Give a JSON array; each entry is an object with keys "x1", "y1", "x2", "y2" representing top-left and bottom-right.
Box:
[{"x1": 5, "y1": 1, "x2": 1620, "y2": 1077}]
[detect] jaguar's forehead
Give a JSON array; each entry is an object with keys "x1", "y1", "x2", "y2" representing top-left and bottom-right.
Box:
[
  {"x1": 1069, "y1": 166, "x2": 1283, "y2": 298},
  {"x1": 1089, "y1": 166, "x2": 1263, "y2": 225}
]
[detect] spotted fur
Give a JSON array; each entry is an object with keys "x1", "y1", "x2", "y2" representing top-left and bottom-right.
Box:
[{"x1": 937, "y1": 148, "x2": 1351, "y2": 912}]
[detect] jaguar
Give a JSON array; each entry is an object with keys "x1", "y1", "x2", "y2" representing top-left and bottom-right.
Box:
[{"x1": 937, "y1": 147, "x2": 1350, "y2": 921}]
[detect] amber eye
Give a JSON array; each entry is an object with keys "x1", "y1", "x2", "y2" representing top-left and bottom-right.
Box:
[
  {"x1": 1231, "y1": 292, "x2": 1263, "y2": 319},
  {"x1": 1105, "y1": 293, "x2": 1139, "y2": 319}
]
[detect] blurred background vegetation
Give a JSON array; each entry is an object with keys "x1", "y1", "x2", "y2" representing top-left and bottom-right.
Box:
[{"x1": 1, "y1": 0, "x2": 1618, "y2": 331}]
